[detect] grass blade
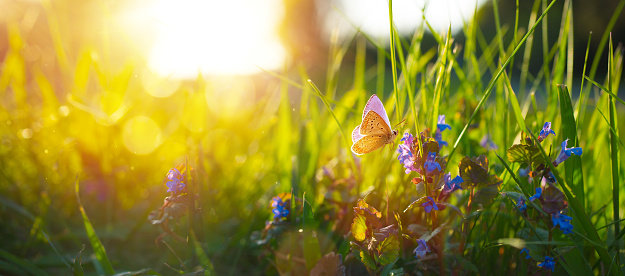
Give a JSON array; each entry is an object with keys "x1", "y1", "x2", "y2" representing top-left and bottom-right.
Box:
[
  {"x1": 557, "y1": 85, "x2": 584, "y2": 209},
  {"x1": 607, "y1": 34, "x2": 620, "y2": 273},
  {"x1": 504, "y1": 71, "x2": 526, "y2": 132},
  {"x1": 75, "y1": 177, "x2": 115, "y2": 275}
]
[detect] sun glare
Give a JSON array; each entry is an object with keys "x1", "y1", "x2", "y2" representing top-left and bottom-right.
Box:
[
  {"x1": 336, "y1": 0, "x2": 489, "y2": 38},
  {"x1": 146, "y1": 0, "x2": 286, "y2": 78}
]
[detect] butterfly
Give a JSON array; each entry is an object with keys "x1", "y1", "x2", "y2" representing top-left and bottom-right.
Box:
[{"x1": 351, "y1": 94, "x2": 398, "y2": 155}]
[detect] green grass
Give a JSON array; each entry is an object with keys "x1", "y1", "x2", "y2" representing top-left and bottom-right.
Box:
[{"x1": 0, "y1": 0, "x2": 624, "y2": 275}]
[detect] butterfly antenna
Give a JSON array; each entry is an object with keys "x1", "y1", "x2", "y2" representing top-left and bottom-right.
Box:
[{"x1": 394, "y1": 118, "x2": 407, "y2": 129}]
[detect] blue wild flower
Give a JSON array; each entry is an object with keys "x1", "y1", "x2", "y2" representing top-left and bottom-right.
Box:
[
  {"x1": 552, "y1": 211, "x2": 573, "y2": 234},
  {"x1": 421, "y1": 197, "x2": 439, "y2": 213},
  {"x1": 414, "y1": 239, "x2": 430, "y2": 258},
  {"x1": 480, "y1": 134, "x2": 498, "y2": 150},
  {"x1": 538, "y1": 256, "x2": 555, "y2": 272},
  {"x1": 554, "y1": 139, "x2": 583, "y2": 166},
  {"x1": 519, "y1": 247, "x2": 530, "y2": 259},
  {"x1": 442, "y1": 173, "x2": 463, "y2": 194},
  {"x1": 529, "y1": 187, "x2": 542, "y2": 202},
  {"x1": 516, "y1": 196, "x2": 527, "y2": 212},
  {"x1": 435, "y1": 115, "x2": 451, "y2": 147},
  {"x1": 397, "y1": 133, "x2": 417, "y2": 174},
  {"x1": 165, "y1": 167, "x2": 186, "y2": 194},
  {"x1": 424, "y1": 152, "x2": 442, "y2": 173},
  {"x1": 538, "y1": 122, "x2": 556, "y2": 142},
  {"x1": 271, "y1": 197, "x2": 290, "y2": 219}
]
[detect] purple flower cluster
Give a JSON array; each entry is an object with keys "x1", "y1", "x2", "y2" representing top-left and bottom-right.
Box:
[
  {"x1": 529, "y1": 187, "x2": 542, "y2": 201},
  {"x1": 554, "y1": 139, "x2": 583, "y2": 166},
  {"x1": 515, "y1": 196, "x2": 527, "y2": 212},
  {"x1": 480, "y1": 134, "x2": 498, "y2": 150},
  {"x1": 421, "y1": 197, "x2": 439, "y2": 213},
  {"x1": 413, "y1": 239, "x2": 430, "y2": 258},
  {"x1": 538, "y1": 122, "x2": 556, "y2": 142},
  {"x1": 552, "y1": 211, "x2": 573, "y2": 234},
  {"x1": 538, "y1": 256, "x2": 555, "y2": 272},
  {"x1": 271, "y1": 197, "x2": 290, "y2": 219},
  {"x1": 397, "y1": 133, "x2": 418, "y2": 174},
  {"x1": 165, "y1": 167, "x2": 186, "y2": 194},
  {"x1": 435, "y1": 115, "x2": 451, "y2": 147}
]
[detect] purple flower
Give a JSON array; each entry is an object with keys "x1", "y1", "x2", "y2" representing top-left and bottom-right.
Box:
[
  {"x1": 435, "y1": 130, "x2": 448, "y2": 147},
  {"x1": 271, "y1": 197, "x2": 289, "y2": 219},
  {"x1": 413, "y1": 239, "x2": 430, "y2": 258},
  {"x1": 442, "y1": 173, "x2": 463, "y2": 194},
  {"x1": 397, "y1": 133, "x2": 418, "y2": 174},
  {"x1": 421, "y1": 197, "x2": 439, "y2": 213},
  {"x1": 435, "y1": 115, "x2": 451, "y2": 147},
  {"x1": 519, "y1": 247, "x2": 530, "y2": 259},
  {"x1": 437, "y1": 115, "x2": 451, "y2": 131},
  {"x1": 538, "y1": 122, "x2": 556, "y2": 141},
  {"x1": 165, "y1": 168, "x2": 185, "y2": 193},
  {"x1": 480, "y1": 134, "x2": 498, "y2": 150},
  {"x1": 537, "y1": 256, "x2": 555, "y2": 272},
  {"x1": 519, "y1": 167, "x2": 530, "y2": 178},
  {"x1": 529, "y1": 187, "x2": 542, "y2": 201},
  {"x1": 424, "y1": 152, "x2": 442, "y2": 173},
  {"x1": 516, "y1": 196, "x2": 527, "y2": 212},
  {"x1": 554, "y1": 139, "x2": 583, "y2": 166},
  {"x1": 552, "y1": 211, "x2": 573, "y2": 234}
]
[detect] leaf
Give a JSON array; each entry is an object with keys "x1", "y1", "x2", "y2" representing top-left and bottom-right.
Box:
[
  {"x1": 421, "y1": 141, "x2": 440, "y2": 157},
  {"x1": 458, "y1": 157, "x2": 489, "y2": 188},
  {"x1": 310, "y1": 252, "x2": 346, "y2": 276},
  {"x1": 73, "y1": 245, "x2": 85, "y2": 276},
  {"x1": 540, "y1": 185, "x2": 568, "y2": 214},
  {"x1": 75, "y1": 178, "x2": 115, "y2": 275},
  {"x1": 351, "y1": 214, "x2": 367, "y2": 242},
  {"x1": 375, "y1": 235, "x2": 399, "y2": 266},
  {"x1": 374, "y1": 225, "x2": 398, "y2": 242},
  {"x1": 558, "y1": 85, "x2": 585, "y2": 210},
  {"x1": 350, "y1": 242, "x2": 376, "y2": 270},
  {"x1": 472, "y1": 183, "x2": 501, "y2": 207},
  {"x1": 436, "y1": 202, "x2": 464, "y2": 217},
  {"x1": 496, "y1": 238, "x2": 526, "y2": 249},
  {"x1": 355, "y1": 199, "x2": 382, "y2": 219},
  {"x1": 403, "y1": 196, "x2": 429, "y2": 212},
  {"x1": 506, "y1": 144, "x2": 544, "y2": 166}
]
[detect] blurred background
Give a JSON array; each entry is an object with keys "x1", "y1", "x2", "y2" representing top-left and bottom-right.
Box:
[{"x1": 0, "y1": 0, "x2": 624, "y2": 274}]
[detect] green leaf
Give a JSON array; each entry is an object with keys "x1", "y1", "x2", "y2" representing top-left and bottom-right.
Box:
[
  {"x1": 351, "y1": 214, "x2": 367, "y2": 242},
  {"x1": 557, "y1": 85, "x2": 584, "y2": 210},
  {"x1": 472, "y1": 183, "x2": 500, "y2": 207},
  {"x1": 506, "y1": 144, "x2": 544, "y2": 167},
  {"x1": 458, "y1": 157, "x2": 490, "y2": 188},
  {"x1": 375, "y1": 235, "x2": 399, "y2": 266},
  {"x1": 540, "y1": 185, "x2": 568, "y2": 214},
  {"x1": 75, "y1": 178, "x2": 115, "y2": 275},
  {"x1": 73, "y1": 245, "x2": 85, "y2": 276},
  {"x1": 350, "y1": 242, "x2": 376, "y2": 270}
]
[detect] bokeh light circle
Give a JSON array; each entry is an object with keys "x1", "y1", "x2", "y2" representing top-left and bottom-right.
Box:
[{"x1": 122, "y1": 116, "x2": 162, "y2": 155}]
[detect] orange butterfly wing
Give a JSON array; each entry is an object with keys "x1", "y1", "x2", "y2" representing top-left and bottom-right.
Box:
[
  {"x1": 351, "y1": 135, "x2": 387, "y2": 155},
  {"x1": 359, "y1": 111, "x2": 392, "y2": 136}
]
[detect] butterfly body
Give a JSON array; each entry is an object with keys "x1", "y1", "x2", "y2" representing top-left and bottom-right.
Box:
[{"x1": 351, "y1": 95, "x2": 398, "y2": 155}]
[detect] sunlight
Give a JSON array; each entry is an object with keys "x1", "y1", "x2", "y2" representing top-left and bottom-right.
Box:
[
  {"x1": 335, "y1": 0, "x2": 489, "y2": 38},
  {"x1": 146, "y1": 0, "x2": 286, "y2": 78}
]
